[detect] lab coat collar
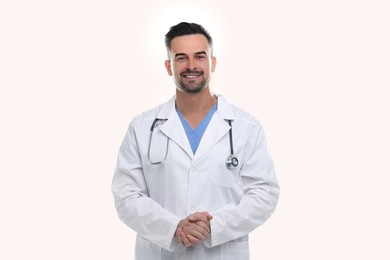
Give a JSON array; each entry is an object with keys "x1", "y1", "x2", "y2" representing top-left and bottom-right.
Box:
[
  {"x1": 155, "y1": 96, "x2": 175, "y2": 120},
  {"x1": 214, "y1": 94, "x2": 235, "y2": 120},
  {"x1": 156, "y1": 94, "x2": 236, "y2": 160},
  {"x1": 157, "y1": 96, "x2": 193, "y2": 158},
  {"x1": 155, "y1": 94, "x2": 235, "y2": 121}
]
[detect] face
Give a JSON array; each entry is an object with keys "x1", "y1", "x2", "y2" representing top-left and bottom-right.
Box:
[{"x1": 165, "y1": 34, "x2": 216, "y2": 94}]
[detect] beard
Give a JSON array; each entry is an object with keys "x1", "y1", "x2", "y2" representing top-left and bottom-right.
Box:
[{"x1": 175, "y1": 71, "x2": 209, "y2": 94}]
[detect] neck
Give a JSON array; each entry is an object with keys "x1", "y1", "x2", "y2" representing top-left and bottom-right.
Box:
[
  {"x1": 175, "y1": 88, "x2": 216, "y2": 116},
  {"x1": 175, "y1": 88, "x2": 217, "y2": 128}
]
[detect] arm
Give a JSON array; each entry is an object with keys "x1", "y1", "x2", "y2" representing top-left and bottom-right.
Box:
[
  {"x1": 111, "y1": 123, "x2": 180, "y2": 251},
  {"x1": 206, "y1": 124, "x2": 280, "y2": 247}
]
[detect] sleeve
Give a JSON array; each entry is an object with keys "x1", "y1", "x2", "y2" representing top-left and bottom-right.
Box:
[
  {"x1": 205, "y1": 123, "x2": 280, "y2": 247},
  {"x1": 111, "y1": 122, "x2": 181, "y2": 251}
]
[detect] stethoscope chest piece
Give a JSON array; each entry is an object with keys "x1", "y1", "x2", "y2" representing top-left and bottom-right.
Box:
[{"x1": 226, "y1": 154, "x2": 239, "y2": 170}]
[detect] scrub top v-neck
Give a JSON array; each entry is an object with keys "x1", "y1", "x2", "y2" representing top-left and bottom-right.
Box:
[{"x1": 176, "y1": 103, "x2": 217, "y2": 154}]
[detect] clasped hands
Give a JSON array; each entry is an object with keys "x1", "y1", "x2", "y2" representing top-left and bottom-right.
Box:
[{"x1": 175, "y1": 211, "x2": 213, "y2": 247}]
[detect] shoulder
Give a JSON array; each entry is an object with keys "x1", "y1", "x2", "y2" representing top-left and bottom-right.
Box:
[
  {"x1": 130, "y1": 96, "x2": 175, "y2": 127},
  {"x1": 218, "y1": 95, "x2": 263, "y2": 129}
]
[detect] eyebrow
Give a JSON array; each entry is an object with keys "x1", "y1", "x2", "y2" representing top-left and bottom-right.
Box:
[
  {"x1": 174, "y1": 51, "x2": 208, "y2": 58},
  {"x1": 195, "y1": 51, "x2": 208, "y2": 56}
]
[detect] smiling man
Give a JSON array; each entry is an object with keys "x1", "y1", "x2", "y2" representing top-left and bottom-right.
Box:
[
  {"x1": 112, "y1": 22, "x2": 280, "y2": 260},
  {"x1": 165, "y1": 33, "x2": 216, "y2": 95}
]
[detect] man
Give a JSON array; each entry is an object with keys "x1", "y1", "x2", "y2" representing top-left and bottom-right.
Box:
[{"x1": 112, "y1": 22, "x2": 279, "y2": 260}]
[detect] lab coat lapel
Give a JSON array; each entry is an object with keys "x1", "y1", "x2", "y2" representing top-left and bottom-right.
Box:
[
  {"x1": 156, "y1": 95, "x2": 234, "y2": 161},
  {"x1": 193, "y1": 113, "x2": 230, "y2": 160},
  {"x1": 194, "y1": 96, "x2": 235, "y2": 160},
  {"x1": 157, "y1": 98, "x2": 194, "y2": 159}
]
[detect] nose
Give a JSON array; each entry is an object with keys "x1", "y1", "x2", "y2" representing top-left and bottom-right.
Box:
[{"x1": 186, "y1": 57, "x2": 196, "y2": 71}]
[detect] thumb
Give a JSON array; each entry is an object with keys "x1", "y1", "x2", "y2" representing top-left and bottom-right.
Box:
[{"x1": 200, "y1": 211, "x2": 213, "y2": 220}]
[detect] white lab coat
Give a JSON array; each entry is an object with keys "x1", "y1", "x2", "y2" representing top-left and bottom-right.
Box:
[{"x1": 112, "y1": 95, "x2": 279, "y2": 260}]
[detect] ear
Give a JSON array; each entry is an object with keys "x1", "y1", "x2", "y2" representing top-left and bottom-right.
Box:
[
  {"x1": 165, "y1": 60, "x2": 173, "y2": 76},
  {"x1": 211, "y1": 56, "x2": 217, "y2": 72}
]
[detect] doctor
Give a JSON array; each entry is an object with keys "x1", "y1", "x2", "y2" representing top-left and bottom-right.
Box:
[{"x1": 112, "y1": 22, "x2": 280, "y2": 259}]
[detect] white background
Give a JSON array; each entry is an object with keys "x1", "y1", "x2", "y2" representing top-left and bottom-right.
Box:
[{"x1": 1, "y1": 0, "x2": 389, "y2": 259}]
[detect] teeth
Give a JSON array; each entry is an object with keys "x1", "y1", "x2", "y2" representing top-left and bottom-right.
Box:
[{"x1": 183, "y1": 74, "x2": 200, "y2": 78}]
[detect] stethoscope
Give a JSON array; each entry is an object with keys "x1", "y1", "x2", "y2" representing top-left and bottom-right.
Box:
[
  {"x1": 148, "y1": 118, "x2": 239, "y2": 170},
  {"x1": 225, "y1": 120, "x2": 239, "y2": 170}
]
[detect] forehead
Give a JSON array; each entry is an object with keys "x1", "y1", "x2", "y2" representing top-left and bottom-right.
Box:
[{"x1": 170, "y1": 34, "x2": 211, "y2": 55}]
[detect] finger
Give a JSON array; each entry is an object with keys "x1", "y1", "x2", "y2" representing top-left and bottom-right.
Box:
[
  {"x1": 190, "y1": 221, "x2": 209, "y2": 235},
  {"x1": 199, "y1": 211, "x2": 213, "y2": 220},
  {"x1": 187, "y1": 222, "x2": 209, "y2": 237},
  {"x1": 186, "y1": 234, "x2": 202, "y2": 245},
  {"x1": 181, "y1": 231, "x2": 192, "y2": 247},
  {"x1": 188, "y1": 228, "x2": 208, "y2": 241},
  {"x1": 189, "y1": 212, "x2": 209, "y2": 223},
  {"x1": 206, "y1": 214, "x2": 213, "y2": 220},
  {"x1": 195, "y1": 221, "x2": 210, "y2": 233},
  {"x1": 175, "y1": 227, "x2": 183, "y2": 245},
  {"x1": 190, "y1": 212, "x2": 213, "y2": 223}
]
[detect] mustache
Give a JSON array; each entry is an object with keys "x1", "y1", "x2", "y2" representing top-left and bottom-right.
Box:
[{"x1": 180, "y1": 69, "x2": 203, "y2": 75}]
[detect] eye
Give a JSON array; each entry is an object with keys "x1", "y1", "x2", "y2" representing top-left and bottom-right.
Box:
[
  {"x1": 196, "y1": 55, "x2": 206, "y2": 60},
  {"x1": 175, "y1": 56, "x2": 186, "y2": 62}
]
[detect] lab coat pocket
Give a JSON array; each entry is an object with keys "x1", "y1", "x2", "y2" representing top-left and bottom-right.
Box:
[{"x1": 210, "y1": 153, "x2": 240, "y2": 187}]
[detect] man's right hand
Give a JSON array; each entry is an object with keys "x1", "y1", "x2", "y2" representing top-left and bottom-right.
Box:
[{"x1": 175, "y1": 211, "x2": 213, "y2": 247}]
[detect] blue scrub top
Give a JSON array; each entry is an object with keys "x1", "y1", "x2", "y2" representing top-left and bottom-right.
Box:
[{"x1": 177, "y1": 103, "x2": 217, "y2": 154}]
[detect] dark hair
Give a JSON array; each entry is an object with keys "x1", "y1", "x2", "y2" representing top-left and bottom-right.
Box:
[{"x1": 165, "y1": 22, "x2": 213, "y2": 51}]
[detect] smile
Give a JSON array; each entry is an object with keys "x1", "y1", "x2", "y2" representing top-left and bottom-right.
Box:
[{"x1": 181, "y1": 72, "x2": 203, "y2": 79}]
